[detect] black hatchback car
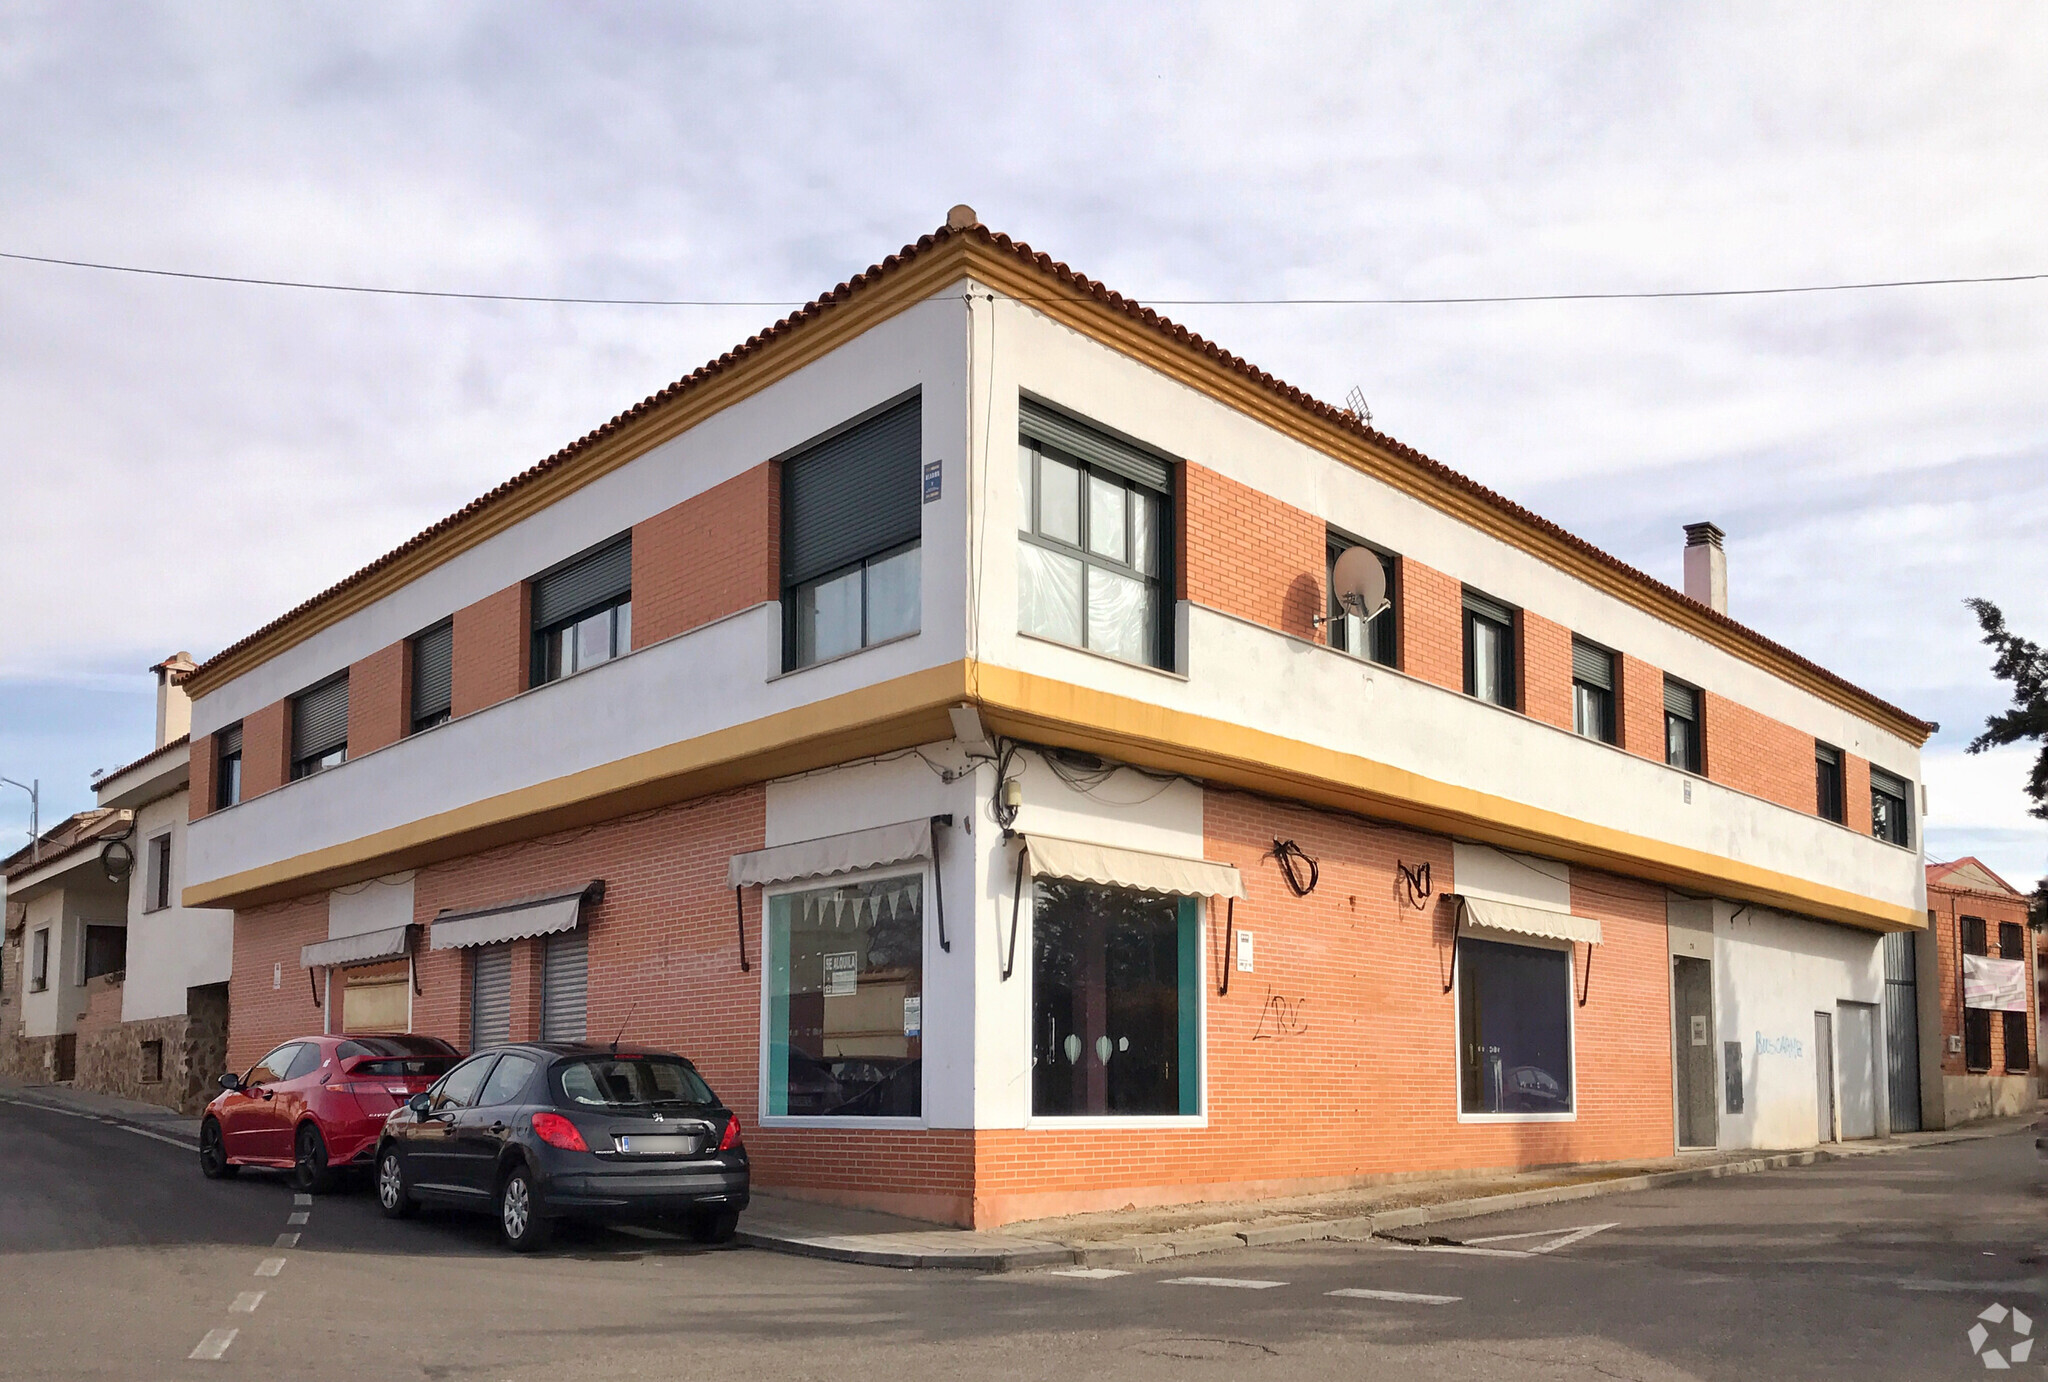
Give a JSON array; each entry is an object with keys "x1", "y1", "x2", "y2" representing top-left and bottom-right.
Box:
[{"x1": 373, "y1": 1042, "x2": 749, "y2": 1251}]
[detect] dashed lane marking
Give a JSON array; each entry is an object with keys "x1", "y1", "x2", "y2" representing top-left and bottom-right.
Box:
[
  {"x1": 274, "y1": 1234, "x2": 299, "y2": 1249},
  {"x1": 293, "y1": 1194, "x2": 312, "y2": 1207},
  {"x1": 254, "y1": 1258, "x2": 286, "y2": 1278},
  {"x1": 1162, "y1": 1277, "x2": 1288, "y2": 1289},
  {"x1": 1328, "y1": 1288, "x2": 1462, "y2": 1305},
  {"x1": 188, "y1": 1328, "x2": 237, "y2": 1361},
  {"x1": 229, "y1": 1292, "x2": 264, "y2": 1314},
  {"x1": 287, "y1": 1212, "x2": 309, "y2": 1226}
]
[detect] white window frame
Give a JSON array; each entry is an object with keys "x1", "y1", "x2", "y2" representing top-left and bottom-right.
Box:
[
  {"x1": 1452, "y1": 923, "x2": 1581, "y2": 1125},
  {"x1": 756, "y1": 861, "x2": 932, "y2": 1131}
]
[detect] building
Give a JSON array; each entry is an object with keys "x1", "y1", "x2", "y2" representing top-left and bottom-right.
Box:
[
  {"x1": 1919, "y1": 857, "x2": 2037, "y2": 1128},
  {"x1": 1, "y1": 655, "x2": 233, "y2": 1109},
  {"x1": 180, "y1": 211, "x2": 1933, "y2": 1227}
]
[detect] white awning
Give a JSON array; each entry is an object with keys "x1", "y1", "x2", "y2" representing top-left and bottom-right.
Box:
[
  {"x1": 430, "y1": 882, "x2": 604, "y2": 951},
  {"x1": 728, "y1": 819, "x2": 934, "y2": 890},
  {"x1": 300, "y1": 924, "x2": 416, "y2": 970},
  {"x1": 1024, "y1": 834, "x2": 1246, "y2": 901},
  {"x1": 1455, "y1": 894, "x2": 1603, "y2": 945},
  {"x1": 1964, "y1": 954, "x2": 2028, "y2": 1012}
]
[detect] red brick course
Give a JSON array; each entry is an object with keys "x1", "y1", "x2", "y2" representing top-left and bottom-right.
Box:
[
  {"x1": 632, "y1": 463, "x2": 779, "y2": 645},
  {"x1": 189, "y1": 732, "x2": 216, "y2": 822},
  {"x1": 1928, "y1": 879, "x2": 2036, "y2": 1077},
  {"x1": 1179, "y1": 462, "x2": 1325, "y2": 640},
  {"x1": 452, "y1": 583, "x2": 529, "y2": 718},
  {"x1": 1702, "y1": 692, "x2": 1815, "y2": 814},
  {"x1": 1396, "y1": 557, "x2": 1463, "y2": 691},
  {"x1": 242, "y1": 701, "x2": 290, "y2": 799},
  {"x1": 347, "y1": 642, "x2": 408, "y2": 758},
  {"x1": 1617, "y1": 653, "x2": 1665, "y2": 763},
  {"x1": 1843, "y1": 754, "x2": 1873, "y2": 836},
  {"x1": 1519, "y1": 610, "x2": 1573, "y2": 729}
]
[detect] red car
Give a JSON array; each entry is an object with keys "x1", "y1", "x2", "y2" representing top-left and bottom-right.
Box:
[{"x1": 200, "y1": 1034, "x2": 461, "y2": 1192}]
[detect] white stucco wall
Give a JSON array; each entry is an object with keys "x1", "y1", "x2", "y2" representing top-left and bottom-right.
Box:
[{"x1": 121, "y1": 787, "x2": 234, "y2": 1023}]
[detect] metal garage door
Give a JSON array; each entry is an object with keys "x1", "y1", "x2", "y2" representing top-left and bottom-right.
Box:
[
  {"x1": 1882, "y1": 930, "x2": 1922, "y2": 1132},
  {"x1": 541, "y1": 929, "x2": 587, "y2": 1042},
  {"x1": 470, "y1": 944, "x2": 511, "y2": 1049}
]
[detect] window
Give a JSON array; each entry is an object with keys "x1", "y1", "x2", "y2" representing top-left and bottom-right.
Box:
[
  {"x1": 2000, "y1": 921, "x2": 2025, "y2": 960},
  {"x1": 1664, "y1": 679, "x2": 1703, "y2": 773},
  {"x1": 1463, "y1": 591, "x2": 1516, "y2": 708},
  {"x1": 2004, "y1": 1010, "x2": 2030, "y2": 1072},
  {"x1": 215, "y1": 724, "x2": 243, "y2": 808},
  {"x1": 1032, "y1": 880, "x2": 1200, "y2": 1117},
  {"x1": 243, "y1": 1043, "x2": 303, "y2": 1088},
  {"x1": 477, "y1": 1053, "x2": 540, "y2": 1107},
  {"x1": 1963, "y1": 914, "x2": 1988, "y2": 956},
  {"x1": 1871, "y1": 767, "x2": 1912, "y2": 847},
  {"x1": 782, "y1": 397, "x2": 923, "y2": 670},
  {"x1": 1964, "y1": 1009, "x2": 1993, "y2": 1072},
  {"x1": 1571, "y1": 639, "x2": 1616, "y2": 744},
  {"x1": 30, "y1": 928, "x2": 48, "y2": 992},
  {"x1": 340, "y1": 962, "x2": 409, "y2": 1033},
  {"x1": 532, "y1": 537, "x2": 632, "y2": 685},
  {"x1": 144, "y1": 832, "x2": 172, "y2": 913},
  {"x1": 429, "y1": 1054, "x2": 498, "y2": 1112},
  {"x1": 139, "y1": 1040, "x2": 164, "y2": 1083},
  {"x1": 283, "y1": 1043, "x2": 326, "y2": 1081},
  {"x1": 290, "y1": 675, "x2": 349, "y2": 780},
  {"x1": 1017, "y1": 400, "x2": 1173, "y2": 669},
  {"x1": 765, "y1": 873, "x2": 923, "y2": 1118},
  {"x1": 1458, "y1": 937, "x2": 1574, "y2": 1115},
  {"x1": 82, "y1": 925, "x2": 126, "y2": 981},
  {"x1": 1325, "y1": 536, "x2": 1396, "y2": 666},
  {"x1": 409, "y1": 620, "x2": 454, "y2": 733},
  {"x1": 556, "y1": 1055, "x2": 717, "y2": 1110},
  {"x1": 1815, "y1": 743, "x2": 1845, "y2": 823}
]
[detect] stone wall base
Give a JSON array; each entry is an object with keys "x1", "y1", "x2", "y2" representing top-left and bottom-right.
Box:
[
  {"x1": 1943, "y1": 1073, "x2": 2038, "y2": 1128},
  {"x1": 0, "y1": 1034, "x2": 66, "y2": 1084},
  {"x1": 67, "y1": 983, "x2": 233, "y2": 1115}
]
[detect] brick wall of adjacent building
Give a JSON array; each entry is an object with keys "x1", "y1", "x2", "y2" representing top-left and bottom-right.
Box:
[
  {"x1": 348, "y1": 642, "x2": 409, "y2": 759},
  {"x1": 1929, "y1": 881, "x2": 2036, "y2": 1079},
  {"x1": 1395, "y1": 557, "x2": 1464, "y2": 692},
  {"x1": 632, "y1": 462, "x2": 780, "y2": 646},
  {"x1": 452, "y1": 583, "x2": 529, "y2": 718},
  {"x1": 1179, "y1": 462, "x2": 1326, "y2": 641}
]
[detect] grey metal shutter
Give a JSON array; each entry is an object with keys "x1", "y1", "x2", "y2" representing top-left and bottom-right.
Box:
[
  {"x1": 1663, "y1": 679, "x2": 1699, "y2": 719},
  {"x1": 470, "y1": 944, "x2": 511, "y2": 1049},
  {"x1": 411, "y1": 622, "x2": 454, "y2": 722},
  {"x1": 291, "y1": 676, "x2": 350, "y2": 760},
  {"x1": 531, "y1": 537, "x2": 632, "y2": 629},
  {"x1": 1019, "y1": 398, "x2": 1172, "y2": 493},
  {"x1": 1570, "y1": 639, "x2": 1613, "y2": 690},
  {"x1": 1462, "y1": 590, "x2": 1515, "y2": 626},
  {"x1": 1881, "y1": 930, "x2": 1921, "y2": 1132},
  {"x1": 216, "y1": 723, "x2": 242, "y2": 758},
  {"x1": 781, "y1": 397, "x2": 923, "y2": 587},
  {"x1": 1870, "y1": 765, "x2": 1908, "y2": 799},
  {"x1": 540, "y1": 929, "x2": 588, "y2": 1042}
]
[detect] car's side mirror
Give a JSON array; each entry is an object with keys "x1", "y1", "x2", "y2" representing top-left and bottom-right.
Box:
[
  {"x1": 218, "y1": 1072, "x2": 242, "y2": 1092},
  {"x1": 407, "y1": 1093, "x2": 433, "y2": 1115}
]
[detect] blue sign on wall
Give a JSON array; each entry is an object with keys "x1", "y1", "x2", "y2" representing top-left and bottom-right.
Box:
[{"x1": 922, "y1": 459, "x2": 942, "y2": 503}]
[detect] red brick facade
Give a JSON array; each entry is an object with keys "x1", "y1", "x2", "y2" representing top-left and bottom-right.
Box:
[
  {"x1": 1617, "y1": 652, "x2": 1665, "y2": 762},
  {"x1": 242, "y1": 701, "x2": 289, "y2": 799},
  {"x1": 1701, "y1": 692, "x2": 1814, "y2": 814},
  {"x1": 1180, "y1": 462, "x2": 1325, "y2": 640},
  {"x1": 1927, "y1": 870, "x2": 2036, "y2": 1079},
  {"x1": 452, "y1": 583, "x2": 529, "y2": 718},
  {"x1": 632, "y1": 462, "x2": 780, "y2": 645},
  {"x1": 347, "y1": 642, "x2": 408, "y2": 758},
  {"x1": 1396, "y1": 557, "x2": 1463, "y2": 692},
  {"x1": 1519, "y1": 609, "x2": 1573, "y2": 730},
  {"x1": 189, "y1": 732, "x2": 217, "y2": 822}
]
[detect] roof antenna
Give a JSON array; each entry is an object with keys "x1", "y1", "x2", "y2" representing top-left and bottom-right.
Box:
[
  {"x1": 1343, "y1": 386, "x2": 1372, "y2": 429},
  {"x1": 610, "y1": 993, "x2": 640, "y2": 1053}
]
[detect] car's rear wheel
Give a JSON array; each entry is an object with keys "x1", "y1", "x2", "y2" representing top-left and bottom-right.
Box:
[
  {"x1": 687, "y1": 1209, "x2": 740, "y2": 1245},
  {"x1": 198, "y1": 1118, "x2": 237, "y2": 1179},
  {"x1": 376, "y1": 1146, "x2": 417, "y2": 1219},
  {"x1": 292, "y1": 1122, "x2": 335, "y2": 1195},
  {"x1": 497, "y1": 1165, "x2": 553, "y2": 1252}
]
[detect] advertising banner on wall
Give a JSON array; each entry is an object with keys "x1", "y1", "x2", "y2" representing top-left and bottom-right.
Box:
[{"x1": 1962, "y1": 954, "x2": 2028, "y2": 1012}]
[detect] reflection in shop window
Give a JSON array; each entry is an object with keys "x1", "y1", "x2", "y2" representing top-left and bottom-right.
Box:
[
  {"x1": 1457, "y1": 937, "x2": 1574, "y2": 1115},
  {"x1": 766, "y1": 874, "x2": 923, "y2": 1118},
  {"x1": 1031, "y1": 879, "x2": 1200, "y2": 1117}
]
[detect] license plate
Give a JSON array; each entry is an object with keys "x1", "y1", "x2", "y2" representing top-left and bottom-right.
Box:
[{"x1": 615, "y1": 1134, "x2": 697, "y2": 1156}]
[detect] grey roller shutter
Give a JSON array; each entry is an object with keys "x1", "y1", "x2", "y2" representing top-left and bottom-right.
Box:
[
  {"x1": 1664, "y1": 680, "x2": 1699, "y2": 719},
  {"x1": 1571, "y1": 639, "x2": 1613, "y2": 690},
  {"x1": 781, "y1": 397, "x2": 923, "y2": 587},
  {"x1": 1018, "y1": 398, "x2": 1172, "y2": 493},
  {"x1": 540, "y1": 929, "x2": 587, "y2": 1042},
  {"x1": 532, "y1": 537, "x2": 632, "y2": 630},
  {"x1": 1463, "y1": 590, "x2": 1515, "y2": 626},
  {"x1": 291, "y1": 677, "x2": 350, "y2": 760},
  {"x1": 216, "y1": 723, "x2": 242, "y2": 758},
  {"x1": 411, "y1": 622, "x2": 453, "y2": 722},
  {"x1": 470, "y1": 944, "x2": 511, "y2": 1049},
  {"x1": 1870, "y1": 765, "x2": 1908, "y2": 799}
]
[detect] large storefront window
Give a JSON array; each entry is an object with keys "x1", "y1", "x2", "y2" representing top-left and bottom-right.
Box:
[
  {"x1": 1458, "y1": 937, "x2": 1574, "y2": 1115},
  {"x1": 1032, "y1": 880, "x2": 1200, "y2": 1117},
  {"x1": 766, "y1": 874, "x2": 923, "y2": 1118}
]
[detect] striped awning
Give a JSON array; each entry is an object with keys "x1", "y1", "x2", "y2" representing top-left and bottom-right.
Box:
[
  {"x1": 301, "y1": 924, "x2": 416, "y2": 970},
  {"x1": 1024, "y1": 834, "x2": 1245, "y2": 901},
  {"x1": 1454, "y1": 894, "x2": 1603, "y2": 945},
  {"x1": 430, "y1": 881, "x2": 605, "y2": 950}
]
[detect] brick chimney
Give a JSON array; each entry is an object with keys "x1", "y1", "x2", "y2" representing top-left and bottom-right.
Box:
[
  {"x1": 151, "y1": 652, "x2": 197, "y2": 748},
  {"x1": 1683, "y1": 523, "x2": 1727, "y2": 615}
]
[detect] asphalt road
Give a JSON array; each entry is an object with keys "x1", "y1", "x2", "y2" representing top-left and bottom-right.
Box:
[{"x1": 2, "y1": 1098, "x2": 2043, "y2": 1380}]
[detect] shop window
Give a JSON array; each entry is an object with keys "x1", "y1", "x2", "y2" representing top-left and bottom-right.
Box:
[
  {"x1": 540, "y1": 929, "x2": 588, "y2": 1042},
  {"x1": 1325, "y1": 535, "x2": 1396, "y2": 666},
  {"x1": 782, "y1": 397, "x2": 923, "y2": 670},
  {"x1": 341, "y1": 962, "x2": 410, "y2": 1034},
  {"x1": 2004, "y1": 1010, "x2": 2030, "y2": 1073},
  {"x1": 1870, "y1": 767, "x2": 1912, "y2": 847},
  {"x1": 1964, "y1": 1009, "x2": 1993, "y2": 1072},
  {"x1": 1463, "y1": 591, "x2": 1517, "y2": 708},
  {"x1": 765, "y1": 874, "x2": 924, "y2": 1118},
  {"x1": 470, "y1": 944, "x2": 512, "y2": 1050},
  {"x1": 1031, "y1": 880, "x2": 1200, "y2": 1117},
  {"x1": 1571, "y1": 639, "x2": 1616, "y2": 744},
  {"x1": 1457, "y1": 937, "x2": 1574, "y2": 1115},
  {"x1": 1815, "y1": 743, "x2": 1845, "y2": 823}
]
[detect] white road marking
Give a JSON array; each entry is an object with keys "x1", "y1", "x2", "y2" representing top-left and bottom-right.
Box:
[
  {"x1": 1386, "y1": 1223, "x2": 1618, "y2": 1259},
  {"x1": 1464, "y1": 1228, "x2": 1574, "y2": 1244},
  {"x1": 1525, "y1": 1223, "x2": 1618, "y2": 1255},
  {"x1": 255, "y1": 1257, "x2": 286, "y2": 1277},
  {"x1": 1044, "y1": 1267, "x2": 1130, "y2": 1279},
  {"x1": 1328, "y1": 1288, "x2": 1463, "y2": 1305},
  {"x1": 188, "y1": 1328, "x2": 238, "y2": 1361},
  {"x1": 230, "y1": 1292, "x2": 265, "y2": 1314},
  {"x1": 0, "y1": 1096, "x2": 197, "y2": 1152},
  {"x1": 287, "y1": 1211, "x2": 309, "y2": 1226},
  {"x1": 293, "y1": 1193, "x2": 312, "y2": 1206},
  {"x1": 1379, "y1": 1242, "x2": 1529, "y2": 1258},
  {"x1": 115, "y1": 1123, "x2": 200, "y2": 1151},
  {"x1": 274, "y1": 1233, "x2": 299, "y2": 1249},
  {"x1": 1162, "y1": 1276, "x2": 1288, "y2": 1289}
]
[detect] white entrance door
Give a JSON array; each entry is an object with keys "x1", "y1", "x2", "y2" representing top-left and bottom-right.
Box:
[{"x1": 1835, "y1": 1001, "x2": 1879, "y2": 1140}]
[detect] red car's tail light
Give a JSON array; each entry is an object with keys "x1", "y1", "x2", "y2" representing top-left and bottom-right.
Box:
[
  {"x1": 531, "y1": 1112, "x2": 589, "y2": 1151},
  {"x1": 717, "y1": 1113, "x2": 743, "y2": 1152}
]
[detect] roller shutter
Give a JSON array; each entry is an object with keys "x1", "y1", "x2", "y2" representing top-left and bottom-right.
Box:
[
  {"x1": 1664, "y1": 679, "x2": 1700, "y2": 719},
  {"x1": 540, "y1": 929, "x2": 588, "y2": 1042},
  {"x1": 411, "y1": 621, "x2": 454, "y2": 724},
  {"x1": 781, "y1": 397, "x2": 923, "y2": 587},
  {"x1": 470, "y1": 944, "x2": 511, "y2": 1049},
  {"x1": 1019, "y1": 398, "x2": 1172, "y2": 493},
  {"x1": 532, "y1": 537, "x2": 632, "y2": 630},
  {"x1": 291, "y1": 676, "x2": 350, "y2": 761},
  {"x1": 1571, "y1": 640, "x2": 1613, "y2": 689}
]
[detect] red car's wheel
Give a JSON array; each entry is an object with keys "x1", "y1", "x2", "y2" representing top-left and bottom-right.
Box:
[
  {"x1": 292, "y1": 1122, "x2": 335, "y2": 1195},
  {"x1": 199, "y1": 1118, "x2": 238, "y2": 1179}
]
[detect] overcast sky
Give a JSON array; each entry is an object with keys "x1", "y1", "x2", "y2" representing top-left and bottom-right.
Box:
[{"x1": 2, "y1": 4, "x2": 2043, "y2": 889}]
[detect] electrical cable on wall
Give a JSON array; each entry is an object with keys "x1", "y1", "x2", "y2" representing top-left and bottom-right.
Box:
[
  {"x1": 1397, "y1": 860, "x2": 1432, "y2": 910},
  {"x1": 1270, "y1": 839, "x2": 1320, "y2": 897}
]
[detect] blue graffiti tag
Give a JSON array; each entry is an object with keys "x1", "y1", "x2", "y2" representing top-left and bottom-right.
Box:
[{"x1": 1753, "y1": 1031, "x2": 1804, "y2": 1058}]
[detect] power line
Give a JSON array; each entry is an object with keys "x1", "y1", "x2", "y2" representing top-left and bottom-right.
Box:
[{"x1": 1, "y1": 246, "x2": 2044, "y2": 307}]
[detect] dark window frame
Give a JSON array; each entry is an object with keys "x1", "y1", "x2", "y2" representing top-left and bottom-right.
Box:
[
  {"x1": 1815, "y1": 743, "x2": 1845, "y2": 823},
  {"x1": 1570, "y1": 638, "x2": 1616, "y2": 744},
  {"x1": 1325, "y1": 533, "x2": 1397, "y2": 667},
  {"x1": 1964, "y1": 1008, "x2": 1993, "y2": 1072},
  {"x1": 785, "y1": 540, "x2": 923, "y2": 670},
  {"x1": 530, "y1": 537, "x2": 634, "y2": 689},
  {"x1": 1017, "y1": 437, "x2": 1174, "y2": 670},
  {"x1": 145, "y1": 832, "x2": 172, "y2": 913},
  {"x1": 408, "y1": 619, "x2": 454, "y2": 735},
  {"x1": 1870, "y1": 767, "x2": 1912, "y2": 847},
  {"x1": 215, "y1": 724, "x2": 243, "y2": 809},
  {"x1": 1462, "y1": 591, "x2": 1517, "y2": 709},
  {"x1": 289, "y1": 675, "x2": 350, "y2": 782},
  {"x1": 1664, "y1": 678, "x2": 1703, "y2": 774},
  {"x1": 1456, "y1": 935, "x2": 1575, "y2": 1116},
  {"x1": 1998, "y1": 921, "x2": 2025, "y2": 960},
  {"x1": 29, "y1": 927, "x2": 49, "y2": 992},
  {"x1": 1962, "y1": 915, "x2": 1988, "y2": 956},
  {"x1": 2004, "y1": 1009, "x2": 2030, "y2": 1072},
  {"x1": 82, "y1": 924, "x2": 126, "y2": 982}
]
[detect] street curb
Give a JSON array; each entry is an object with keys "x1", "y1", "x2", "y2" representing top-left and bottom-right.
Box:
[
  {"x1": 0, "y1": 1089, "x2": 202, "y2": 1150},
  {"x1": 733, "y1": 1227, "x2": 1076, "y2": 1272}
]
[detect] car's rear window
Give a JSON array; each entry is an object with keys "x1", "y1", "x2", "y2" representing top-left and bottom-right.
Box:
[
  {"x1": 339, "y1": 1036, "x2": 458, "y2": 1059},
  {"x1": 553, "y1": 1056, "x2": 716, "y2": 1111}
]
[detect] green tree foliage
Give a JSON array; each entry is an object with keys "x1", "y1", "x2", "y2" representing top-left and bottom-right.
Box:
[{"x1": 1965, "y1": 598, "x2": 2048, "y2": 922}]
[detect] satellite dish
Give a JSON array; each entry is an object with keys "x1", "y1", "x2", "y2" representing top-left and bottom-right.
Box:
[{"x1": 1330, "y1": 546, "x2": 1389, "y2": 620}]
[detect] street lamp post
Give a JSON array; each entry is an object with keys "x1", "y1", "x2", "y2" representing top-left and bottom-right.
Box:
[{"x1": 0, "y1": 777, "x2": 39, "y2": 863}]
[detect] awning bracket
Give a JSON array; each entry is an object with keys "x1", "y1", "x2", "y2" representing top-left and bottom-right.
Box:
[
  {"x1": 1442, "y1": 896, "x2": 1464, "y2": 995},
  {"x1": 1219, "y1": 896, "x2": 1237, "y2": 996},
  {"x1": 1002, "y1": 835, "x2": 1028, "y2": 981},
  {"x1": 930, "y1": 814, "x2": 953, "y2": 953},
  {"x1": 733, "y1": 887, "x2": 751, "y2": 973},
  {"x1": 308, "y1": 966, "x2": 321, "y2": 1009},
  {"x1": 1578, "y1": 940, "x2": 1593, "y2": 1007}
]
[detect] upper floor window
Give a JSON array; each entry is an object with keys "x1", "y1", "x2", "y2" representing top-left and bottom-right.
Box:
[
  {"x1": 1999, "y1": 920, "x2": 2025, "y2": 959},
  {"x1": 1962, "y1": 914, "x2": 1988, "y2": 956},
  {"x1": 1870, "y1": 766, "x2": 1912, "y2": 847},
  {"x1": 145, "y1": 832, "x2": 172, "y2": 913},
  {"x1": 1570, "y1": 639, "x2": 1615, "y2": 744},
  {"x1": 30, "y1": 927, "x2": 48, "y2": 992},
  {"x1": 1325, "y1": 535, "x2": 1395, "y2": 666},
  {"x1": 782, "y1": 397, "x2": 923, "y2": 671},
  {"x1": 290, "y1": 676, "x2": 349, "y2": 780},
  {"x1": 215, "y1": 723, "x2": 243, "y2": 808},
  {"x1": 1462, "y1": 591, "x2": 1516, "y2": 708},
  {"x1": 1663, "y1": 679, "x2": 1702, "y2": 773},
  {"x1": 409, "y1": 620, "x2": 454, "y2": 733},
  {"x1": 1016, "y1": 399, "x2": 1173, "y2": 670},
  {"x1": 532, "y1": 536, "x2": 632, "y2": 686},
  {"x1": 1815, "y1": 743, "x2": 1845, "y2": 823}
]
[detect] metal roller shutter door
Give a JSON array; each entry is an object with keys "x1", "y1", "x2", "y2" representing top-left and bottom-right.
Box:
[
  {"x1": 541, "y1": 929, "x2": 588, "y2": 1042},
  {"x1": 470, "y1": 944, "x2": 511, "y2": 1049}
]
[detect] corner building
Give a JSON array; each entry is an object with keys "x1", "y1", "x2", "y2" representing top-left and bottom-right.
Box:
[{"x1": 182, "y1": 215, "x2": 1934, "y2": 1228}]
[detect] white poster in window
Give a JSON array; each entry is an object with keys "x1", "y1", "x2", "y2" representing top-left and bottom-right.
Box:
[
  {"x1": 823, "y1": 951, "x2": 858, "y2": 998},
  {"x1": 903, "y1": 996, "x2": 922, "y2": 1038},
  {"x1": 1235, "y1": 929, "x2": 1255, "y2": 973},
  {"x1": 1963, "y1": 954, "x2": 2028, "y2": 1012}
]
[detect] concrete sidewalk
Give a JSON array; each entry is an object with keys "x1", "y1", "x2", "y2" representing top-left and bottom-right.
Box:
[{"x1": 0, "y1": 1078, "x2": 203, "y2": 1149}]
